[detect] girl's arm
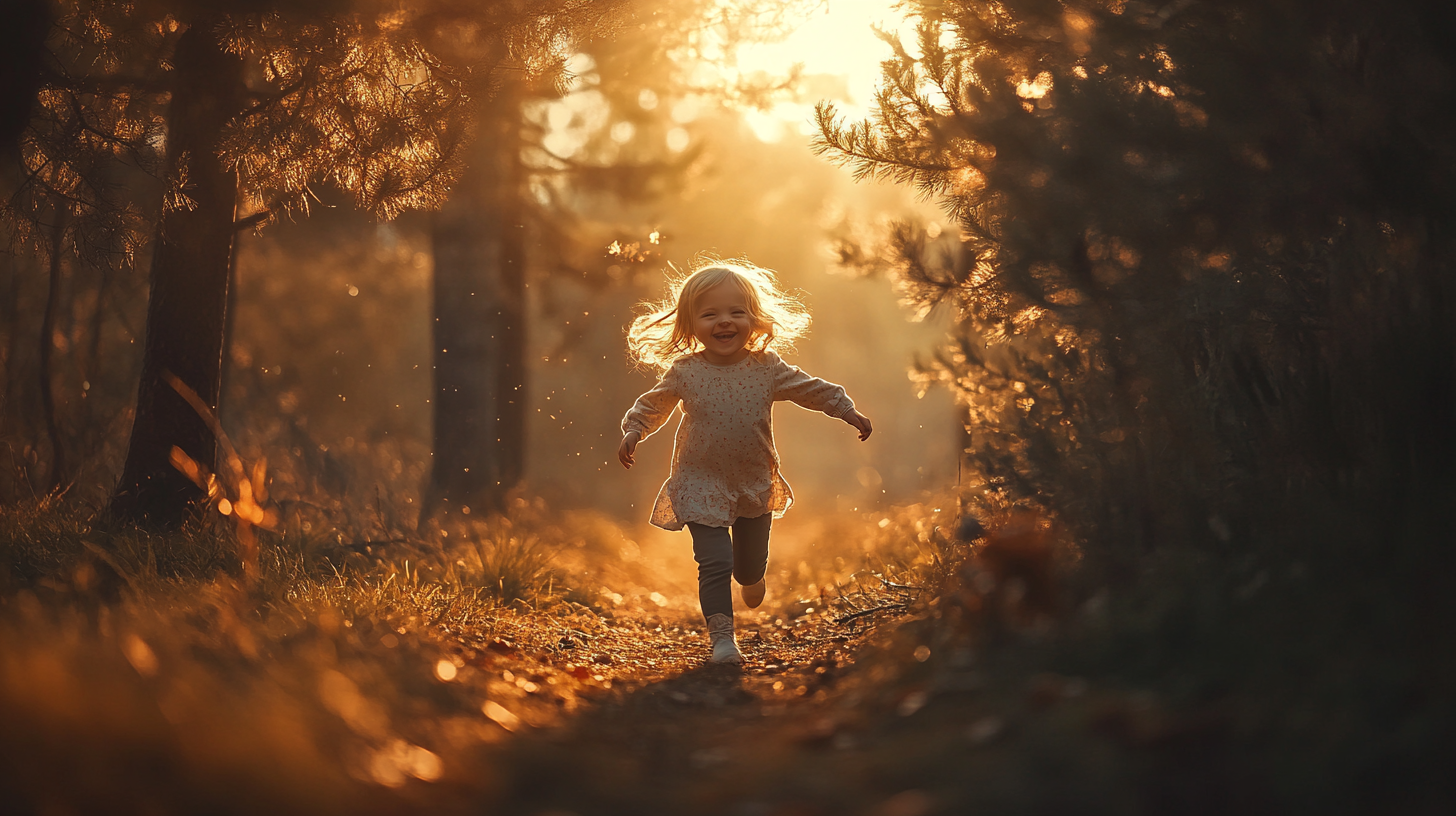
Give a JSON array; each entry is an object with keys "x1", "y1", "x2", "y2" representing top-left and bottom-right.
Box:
[
  {"x1": 770, "y1": 354, "x2": 872, "y2": 440},
  {"x1": 619, "y1": 368, "x2": 682, "y2": 468}
]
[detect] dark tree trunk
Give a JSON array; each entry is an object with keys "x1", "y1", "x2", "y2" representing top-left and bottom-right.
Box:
[
  {"x1": 0, "y1": 0, "x2": 50, "y2": 160},
  {"x1": 39, "y1": 212, "x2": 67, "y2": 492},
  {"x1": 422, "y1": 88, "x2": 526, "y2": 522},
  {"x1": 80, "y1": 259, "x2": 112, "y2": 439},
  {"x1": 0, "y1": 255, "x2": 20, "y2": 419},
  {"x1": 219, "y1": 227, "x2": 241, "y2": 410},
  {"x1": 110, "y1": 17, "x2": 244, "y2": 528}
]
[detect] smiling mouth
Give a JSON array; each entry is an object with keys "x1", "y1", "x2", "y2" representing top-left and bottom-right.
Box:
[{"x1": 713, "y1": 331, "x2": 737, "y2": 342}]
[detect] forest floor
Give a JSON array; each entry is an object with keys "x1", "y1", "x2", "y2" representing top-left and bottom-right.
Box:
[{"x1": 2, "y1": 497, "x2": 1452, "y2": 815}]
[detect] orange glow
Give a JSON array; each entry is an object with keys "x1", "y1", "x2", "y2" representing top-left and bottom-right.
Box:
[
  {"x1": 482, "y1": 700, "x2": 521, "y2": 731},
  {"x1": 434, "y1": 660, "x2": 458, "y2": 681},
  {"x1": 1016, "y1": 72, "x2": 1054, "y2": 100},
  {"x1": 724, "y1": 0, "x2": 921, "y2": 139}
]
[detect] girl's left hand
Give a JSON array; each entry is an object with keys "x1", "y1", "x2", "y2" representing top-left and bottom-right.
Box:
[
  {"x1": 845, "y1": 409, "x2": 873, "y2": 441},
  {"x1": 618, "y1": 431, "x2": 641, "y2": 468}
]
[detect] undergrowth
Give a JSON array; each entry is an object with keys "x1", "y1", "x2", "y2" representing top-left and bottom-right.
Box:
[
  {"x1": 4, "y1": 484, "x2": 1451, "y2": 814},
  {"x1": 0, "y1": 489, "x2": 958, "y2": 811}
]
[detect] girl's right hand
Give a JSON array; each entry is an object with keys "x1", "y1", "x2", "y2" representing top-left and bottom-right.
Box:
[{"x1": 618, "y1": 432, "x2": 641, "y2": 469}]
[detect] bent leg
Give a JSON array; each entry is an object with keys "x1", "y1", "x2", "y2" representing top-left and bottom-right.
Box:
[
  {"x1": 730, "y1": 513, "x2": 772, "y2": 586},
  {"x1": 688, "y1": 523, "x2": 734, "y2": 622}
]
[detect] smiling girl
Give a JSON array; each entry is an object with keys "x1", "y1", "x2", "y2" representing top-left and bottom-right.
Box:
[{"x1": 618, "y1": 258, "x2": 872, "y2": 664}]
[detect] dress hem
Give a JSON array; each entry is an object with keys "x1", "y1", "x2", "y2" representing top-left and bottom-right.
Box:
[{"x1": 651, "y1": 493, "x2": 793, "y2": 532}]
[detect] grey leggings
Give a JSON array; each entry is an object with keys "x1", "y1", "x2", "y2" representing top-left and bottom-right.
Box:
[{"x1": 688, "y1": 513, "x2": 771, "y2": 621}]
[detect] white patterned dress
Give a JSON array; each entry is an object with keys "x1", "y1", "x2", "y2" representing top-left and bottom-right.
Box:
[{"x1": 622, "y1": 350, "x2": 857, "y2": 530}]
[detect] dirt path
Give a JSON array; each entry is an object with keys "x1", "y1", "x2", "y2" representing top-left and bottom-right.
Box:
[
  {"x1": 413, "y1": 587, "x2": 1256, "y2": 816},
  {"x1": 8, "y1": 506, "x2": 1444, "y2": 814},
  {"x1": 416, "y1": 595, "x2": 915, "y2": 815}
]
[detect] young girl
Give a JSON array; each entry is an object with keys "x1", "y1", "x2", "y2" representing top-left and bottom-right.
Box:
[{"x1": 617, "y1": 259, "x2": 872, "y2": 664}]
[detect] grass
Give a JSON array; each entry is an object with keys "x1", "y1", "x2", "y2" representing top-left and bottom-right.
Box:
[
  {"x1": 1, "y1": 488, "x2": 1452, "y2": 814},
  {"x1": 0, "y1": 489, "x2": 961, "y2": 813},
  {"x1": 0, "y1": 493, "x2": 576, "y2": 813}
]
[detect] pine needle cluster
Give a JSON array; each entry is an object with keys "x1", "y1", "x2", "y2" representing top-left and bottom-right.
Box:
[
  {"x1": 219, "y1": 11, "x2": 472, "y2": 224},
  {"x1": 4, "y1": 1, "x2": 172, "y2": 269}
]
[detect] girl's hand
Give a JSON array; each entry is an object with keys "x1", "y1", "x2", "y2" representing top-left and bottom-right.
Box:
[
  {"x1": 618, "y1": 431, "x2": 641, "y2": 469},
  {"x1": 845, "y1": 409, "x2": 873, "y2": 441}
]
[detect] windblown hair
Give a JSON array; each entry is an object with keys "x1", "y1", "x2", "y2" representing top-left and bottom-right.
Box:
[{"x1": 627, "y1": 257, "x2": 812, "y2": 373}]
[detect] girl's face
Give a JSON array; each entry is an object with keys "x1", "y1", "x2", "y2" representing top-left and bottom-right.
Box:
[{"x1": 692, "y1": 279, "x2": 755, "y2": 365}]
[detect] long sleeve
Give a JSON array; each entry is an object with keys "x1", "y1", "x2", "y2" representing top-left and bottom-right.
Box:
[
  {"x1": 622, "y1": 367, "x2": 682, "y2": 439},
  {"x1": 770, "y1": 353, "x2": 855, "y2": 418}
]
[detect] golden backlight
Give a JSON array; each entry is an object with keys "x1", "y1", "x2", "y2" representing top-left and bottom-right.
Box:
[{"x1": 732, "y1": 0, "x2": 919, "y2": 141}]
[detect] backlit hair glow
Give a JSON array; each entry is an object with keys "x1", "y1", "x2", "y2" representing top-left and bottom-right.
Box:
[{"x1": 626, "y1": 256, "x2": 812, "y2": 373}]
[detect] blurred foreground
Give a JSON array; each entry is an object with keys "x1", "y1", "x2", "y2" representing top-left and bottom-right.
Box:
[{"x1": 3, "y1": 490, "x2": 1451, "y2": 815}]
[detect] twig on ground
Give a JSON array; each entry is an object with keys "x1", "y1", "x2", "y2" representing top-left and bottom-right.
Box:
[
  {"x1": 336, "y1": 538, "x2": 408, "y2": 551},
  {"x1": 834, "y1": 602, "x2": 908, "y2": 625}
]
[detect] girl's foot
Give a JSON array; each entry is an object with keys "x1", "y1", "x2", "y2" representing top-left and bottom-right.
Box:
[
  {"x1": 706, "y1": 613, "x2": 743, "y2": 664},
  {"x1": 740, "y1": 578, "x2": 767, "y2": 609}
]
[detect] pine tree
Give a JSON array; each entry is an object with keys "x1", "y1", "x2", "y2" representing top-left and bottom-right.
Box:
[
  {"x1": 107, "y1": 11, "x2": 249, "y2": 525},
  {"x1": 0, "y1": 0, "x2": 52, "y2": 162},
  {"x1": 4, "y1": 1, "x2": 615, "y2": 525},
  {"x1": 424, "y1": 81, "x2": 529, "y2": 520},
  {"x1": 817, "y1": 0, "x2": 1456, "y2": 558},
  {"x1": 4, "y1": 1, "x2": 175, "y2": 494},
  {"x1": 109, "y1": 4, "x2": 482, "y2": 526}
]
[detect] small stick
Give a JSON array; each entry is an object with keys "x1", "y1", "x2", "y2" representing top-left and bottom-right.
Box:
[{"x1": 834, "y1": 602, "x2": 908, "y2": 625}]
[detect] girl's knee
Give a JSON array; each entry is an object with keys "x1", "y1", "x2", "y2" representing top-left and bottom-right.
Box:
[
  {"x1": 698, "y1": 556, "x2": 733, "y2": 580},
  {"x1": 692, "y1": 540, "x2": 734, "y2": 580},
  {"x1": 733, "y1": 565, "x2": 765, "y2": 586}
]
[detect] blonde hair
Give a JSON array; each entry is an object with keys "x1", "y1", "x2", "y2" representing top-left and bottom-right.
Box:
[{"x1": 627, "y1": 256, "x2": 812, "y2": 372}]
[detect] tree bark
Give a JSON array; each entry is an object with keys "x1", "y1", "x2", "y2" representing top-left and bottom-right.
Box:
[
  {"x1": 422, "y1": 87, "x2": 526, "y2": 522},
  {"x1": 39, "y1": 211, "x2": 67, "y2": 492},
  {"x1": 110, "y1": 17, "x2": 244, "y2": 528},
  {"x1": 0, "y1": 255, "x2": 20, "y2": 421},
  {"x1": 0, "y1": 0, "x2": 50, "y2": 160}
]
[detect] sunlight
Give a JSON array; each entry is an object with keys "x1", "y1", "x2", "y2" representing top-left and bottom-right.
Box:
[
  {"x1": 732, "y1": 0, "x2": 917, "y2": 140},
  {"x1": 534, "y1": 2, "x2": 919, "y2": 155},
  {"x1": 5, "y1": 2, "x2": 1450, "y2": 811}
]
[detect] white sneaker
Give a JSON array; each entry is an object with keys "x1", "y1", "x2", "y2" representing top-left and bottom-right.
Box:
[
  {"x1": 740, "y1": 578, "x2": 766, "y2": 609},
  {"x1": 706, "y1": 613, "x2": 743, "y2": 664}
]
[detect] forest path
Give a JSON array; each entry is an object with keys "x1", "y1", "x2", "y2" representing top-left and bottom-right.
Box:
[{"x1": 439, "y1": 594, "x2": 910, "y2": 815}]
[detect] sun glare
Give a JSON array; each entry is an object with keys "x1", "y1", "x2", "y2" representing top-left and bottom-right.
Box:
[
  {"x1": 534, "y1": 2, "x2": 918, "y2": 157},
  {"x1": 734, "y1": 0, "x2": 916, "y2": 142}
]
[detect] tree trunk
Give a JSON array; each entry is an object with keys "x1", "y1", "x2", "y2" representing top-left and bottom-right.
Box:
[
  {"x1": 219, "y1": 226, "x2": 241, "y2": 413},
  {"x1": 0, "y1": 0, "x2": 50, "y2": 160},
  {"x1": 110, "y1": 17, "x2": 244, "y2": 528},
  {"x1": 39, "y1": 211, "x2": 67, "y2": 492},
  {"x1": 0, "y1": 254, "x2": 20, "y2": 421},
  {"x1": 422, "y1": 88, "x2": 526, "y2": 522},
  {"x1": 80, "y1": 257, "x2": 112, "y2": 440}
]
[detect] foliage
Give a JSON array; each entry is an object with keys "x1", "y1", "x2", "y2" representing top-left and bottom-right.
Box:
[
  {"x1": 3, "y1": 0, "x2": 172, "y2": 268},
  {"x1": 455, "y1": 515, "x2": 557, "y2": 602},
  {"x1": 218, "y1": 12, "x2": 470, "y2": 224},
  {"x1": 218, "y1": 0, "x2": 624, "y2": 226},
  {"x1": 817, "y1": 0, "x2": 1456, "y2": 567},
  {"x1": 3, "y1": 1, "x2": 615, "y2": 252},
  {"x1": 0, "y1": 0, "x2": 626, "y2": 506},
  {"x1": 0, "y1": 492, "x2": 239, "y2": 588},
  {"x1": 812, "y1": 4, "x2": 1456, "y2": 804}
]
